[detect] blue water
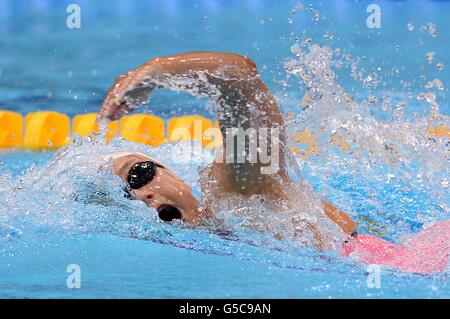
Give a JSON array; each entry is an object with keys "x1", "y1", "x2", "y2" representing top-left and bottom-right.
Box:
[
  {"x1": 1, "y1": 0, "x2": 449, "y2": 298},
  {"x1": 0, "y1": 145, "x2": 448, "y2": 298},
  {"x1": 1, "y1": 0, "x2": 448, "y2": 117}
]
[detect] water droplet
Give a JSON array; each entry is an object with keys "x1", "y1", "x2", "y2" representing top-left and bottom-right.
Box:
[
  {"x1": 420, "y1": 22, "x2": 438, "y2": 37},
  {"x1": 424, "y1": 81, "x2": 434, "y2": 89},
  {"x1": 396, "y1": 101, "x2": 406, "y2": 111},
  {"x1": 285, "y1": 112, "x2": 296, "y2": 121},
  {"x1": 73, "y1": 136, "x2": 82, "y2": 146},
  {"x1": 407, "y1": 23, "x2": 414, "y2": 31},
  {"x1": 433, "y1": 79, "x2": 444, "y2": 90},
  {"x1": 334, "y1": 48, "x2": 341, "y2": 56},
  {"x1": 312, "y1": 12, "x2": 320, "y2": 22},
  {"x1": 436, "y1": 62, "x2": 444, "y2": 71},
  {"x1": 426, "y1": 51, "x2": 435, "y2": 64},
  {"x1": 368, "y1": 96, "x2": 377, "y2": 104},
  {"x1": 291, "y1": 2, "x2": 304, "y2": 15}
]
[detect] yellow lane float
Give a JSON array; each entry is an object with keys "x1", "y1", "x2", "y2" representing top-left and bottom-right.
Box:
[
  {"x1": 24, "y1": 111, "x2": 70, "y2": 150},
  {"x1": 119, "y1": 114, "x2": 165, "y2": 146},
  {"x1": 425, "y1": 124, "x2": 450, "y2": 139},
  {"x1": 0, "y1": 111, "x2": 23, "y2": 148},
  {"x1": 0, "y1": 110, "x2": 448, "y2": 151}
]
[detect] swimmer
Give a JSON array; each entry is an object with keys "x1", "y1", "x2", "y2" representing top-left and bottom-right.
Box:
[{"x1": 97, "y1": 51, "x2": 449, "y2": 273}]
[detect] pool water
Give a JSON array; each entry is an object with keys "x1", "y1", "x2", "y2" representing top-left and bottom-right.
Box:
[{"x1": 0, "y1": 0, "x2": 449, "y2": 298}]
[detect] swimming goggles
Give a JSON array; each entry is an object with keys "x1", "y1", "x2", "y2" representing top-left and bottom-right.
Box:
[{"x1": 127, "y1": 161, "x2": 164, "y2": 190}]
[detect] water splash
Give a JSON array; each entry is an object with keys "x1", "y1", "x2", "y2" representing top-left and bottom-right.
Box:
[
  {"x1": 283, "y1": 42, "x2": 449, "y2": 241},
  {"x1": 0, "y1": 133, "x2": 345, "y2": 277},
  {"x1": 0, "y1": 39, "x2": 448, "y2": 277}
]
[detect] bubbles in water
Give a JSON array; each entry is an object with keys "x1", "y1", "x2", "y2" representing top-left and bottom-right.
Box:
[
  {"x1": 424, "y1": 79, "x2": 444, "y2": 91},
  {"x1": 350, "y1": 63, "x2": 383, "y2": 89},
  {"x1": 334, "y1": 48, "x2": 341, "y2": 57},
  {"x1": 323, "y1": 31, "x2": 334, "y2": 41},
  {"x1": 284, "y1": 112, "x2": 296, "y2": 121},
  {"x1": 432, "y1": 79, "x2": 444, "y2": 90},
  {"x1": 417, "y1": 92, "x2": 440, "y2": 117},
  {"x1": 368, "y1": 96, "x2": 377, "y2": 105},
  {"x1": 420, "y1": 23, "x2": 438, "y2": 37},
  {"x1": 426, "y1": 52, "x2": 435, "y2": 64},
  {"x1": 312, "y1": 12, "x2": 320, "y2": 22},
  {"x1": 306, "y1": 4, "x2": 320, "y2": 23},
  {"x1": 395, "y1": 101, "x2": 407, "y2": 112},
  {"x1": 407, "y1": 23, "x2": 414, "y2": 31},
  {"x1": 72, "y1": 135, "x2": 82, "y2": 146},
  {"x1": 291, "y1": 2, "x2": 304, "y2": 15},
  {"x1": 380, "y1": 97, "x2": 391, "y2": 112},
  {"x1": 436, "y1": 63, "x2": 444, "y2": 71}
]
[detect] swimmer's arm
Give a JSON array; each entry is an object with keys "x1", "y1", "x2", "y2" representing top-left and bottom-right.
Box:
[
  {"x1": 322, "y1": 201, "x2": 357, "y2": 235},
  {"x1": 98, "y1": 51, "x2": 283, "y2": 129},
  {"x1": 98, "y1": 51, "x2": 287, "y2": 194}
]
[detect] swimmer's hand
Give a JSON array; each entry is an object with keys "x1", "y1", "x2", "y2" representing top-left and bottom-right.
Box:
[{"x1": 97, "y1": 63, "x2": 157, "y2": 121}]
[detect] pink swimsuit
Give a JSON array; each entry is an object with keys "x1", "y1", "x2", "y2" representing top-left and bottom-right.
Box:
[{"x1": 340, "y1": 221, "x2": 450, "y2": 273}]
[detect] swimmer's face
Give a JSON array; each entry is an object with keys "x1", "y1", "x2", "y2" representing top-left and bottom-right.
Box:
[{"x1": 111, "y1": 154, "x2": 209, "y2": 225}]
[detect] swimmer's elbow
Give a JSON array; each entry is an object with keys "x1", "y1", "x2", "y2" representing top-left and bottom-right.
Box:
[
  {"x1": 225, "y1": 53, "x2": 258, "y2": 77},
  {"x1": 232, "y1": 53, "x2": 257, "y2": 70}
]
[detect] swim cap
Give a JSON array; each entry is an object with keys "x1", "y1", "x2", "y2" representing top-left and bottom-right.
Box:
[
  {"x1": 102, "y1": 151, "x2": 165, "y2": 167},
  {"x1": 102, "y1": 151, "x2": 181, "y2": 179}
]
